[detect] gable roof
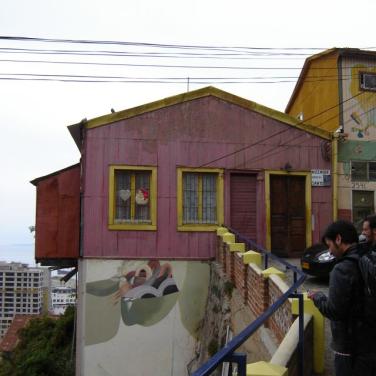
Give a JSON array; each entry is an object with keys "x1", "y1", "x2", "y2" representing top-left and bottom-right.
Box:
[
  {"x1": 285, "y1": 48, "x2": 376, "y2": 113},
  {"x1": 68, "y1": 86, "x2": 331, "y2": 149}
]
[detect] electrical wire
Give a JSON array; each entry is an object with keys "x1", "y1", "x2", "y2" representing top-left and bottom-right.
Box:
[
  {"x1": 231, "y1": 103, "x2": 375, "y2": 169},
  {"x1": 199, "y1": 91, "x2": 366, "y2": 167}
]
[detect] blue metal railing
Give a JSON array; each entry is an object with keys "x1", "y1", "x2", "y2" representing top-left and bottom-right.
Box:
[{"x1": 192, "y1": 227, "x2": 306, "y2": 376}]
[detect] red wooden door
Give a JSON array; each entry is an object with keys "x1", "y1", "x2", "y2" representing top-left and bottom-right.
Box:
[
  {"x1": 270, "y1": 175, "x2": 306, "y2": 257},
  {"x1": 230, "y1": 174, "x2": 257, "y2": 241}
]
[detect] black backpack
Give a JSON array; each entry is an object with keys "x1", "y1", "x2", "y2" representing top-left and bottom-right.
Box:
[{"x1": 347, "y1": 249, "x2": 376, "y2": 327}]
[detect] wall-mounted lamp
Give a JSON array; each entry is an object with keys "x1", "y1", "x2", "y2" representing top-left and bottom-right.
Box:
[{"x1": 283, "y1": 162, "x2": 292, "y2": 171}]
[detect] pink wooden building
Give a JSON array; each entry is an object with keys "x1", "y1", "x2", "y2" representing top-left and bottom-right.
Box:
[
  {"x1": 66, "y1": 86, "x2": 331, "y2": 260},
  {"x1": 32, "y1": 86, "x2": 333, "y2": 263}
]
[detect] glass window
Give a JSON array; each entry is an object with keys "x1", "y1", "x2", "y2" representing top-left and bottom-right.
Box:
[
  {"x1": 183, "y1": 172, "x2": 217, "y2": 224},
  {"x1": 352, "y1": 161, "x2": 367, "y2": 181},
  {"x1": 352, "y1": 190, "x2": 375, "y2": 232},
  {"x1": 369, "y1": 162, "x2": 376, "y2": 181},
  {"x1": 109, "y1": 166, "x2": 157, "y2": 230},
  {"x1": 114, "y1": 170, "x2": 151, "y2": 223},
  {"x1": 360, "y1": 72, "x2": 376, "y2": 92},
  {"x1": 177, "y1": 168, "x2": 223, "y2": 231}
]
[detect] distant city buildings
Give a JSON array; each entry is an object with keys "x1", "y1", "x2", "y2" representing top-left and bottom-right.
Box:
[
  {"x1": 0, "y1": 261, "x2": 51, "y2": 339},
  {"x1": 51, "y1": 286, "x2": 76, "y2": 315}
]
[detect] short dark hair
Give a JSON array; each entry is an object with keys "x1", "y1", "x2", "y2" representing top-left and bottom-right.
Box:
[
  {"x1": 366, "y1": 214, "x2": 376, "y2": 230},
  {"x1": 322, "y1": 220, "x2": 358, "y2": 245}
]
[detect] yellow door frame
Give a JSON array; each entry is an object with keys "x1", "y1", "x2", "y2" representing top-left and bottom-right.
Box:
[{"x1": 265, "y1": 170, "x2": 312, "y2": 252}]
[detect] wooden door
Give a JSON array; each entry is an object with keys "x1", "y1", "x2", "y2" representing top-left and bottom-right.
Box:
[
  {"x1": 230, "y1": 174, "x2": 257, "y2": 241},
  {"x1": 270, "y1": 175, "x2": 306, "y2": 257}
]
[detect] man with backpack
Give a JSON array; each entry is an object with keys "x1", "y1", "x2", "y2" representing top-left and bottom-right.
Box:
[
  {"x1": 308, "y1": 220, "x2": 376, "y2": 376},
  {"x1": 366, "y1": 214, "x2": 376, "y2": 249}
]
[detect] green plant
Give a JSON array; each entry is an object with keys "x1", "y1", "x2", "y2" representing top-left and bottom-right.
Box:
[
  {"x1": 211, "y1": 284, "x2": 221, "y2": 298},
  {"x1": 223, "y1": 281, "x2": 234, "y2": 298},
  {"x1": 0, "y1": 307, "x2": 75, "y2": 376},
  {"x1": 208, "y1": 338, "x2": 218, "y2": 357}
]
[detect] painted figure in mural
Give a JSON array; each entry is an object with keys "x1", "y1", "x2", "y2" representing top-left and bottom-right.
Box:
[
  {"x1": 85, "y1": 261, "x2": 210, "y2": 346},
  {"x1": 86, "y1": 260, "x2": 180, "y2": 328},
  {"x1": 113, "y1": 260, "x2": 178, "y2": 303},
  {"x1": 308, "y1": 220, "x2": 376, "y2": 376}
]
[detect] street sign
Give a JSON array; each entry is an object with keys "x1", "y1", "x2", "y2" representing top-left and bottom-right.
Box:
[{"x1": 311, "y1": 169, "x2": 331, "y2": 186}]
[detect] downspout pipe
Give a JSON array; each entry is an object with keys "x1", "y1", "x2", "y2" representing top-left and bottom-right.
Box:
[{"x1": 332, "y1": 134, "x2": 338, "y2": 220}]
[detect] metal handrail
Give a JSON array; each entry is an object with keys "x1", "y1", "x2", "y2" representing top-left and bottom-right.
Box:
[{"x1": 192, "y1": 227, "x2": 306, "y2": 376}]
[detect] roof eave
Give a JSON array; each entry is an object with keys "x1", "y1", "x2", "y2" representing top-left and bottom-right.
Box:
[
  {"x1": 30, "y1": 163, "x2": 80, "y2": 186},
  {"x1": 78, "y1": 86, "x2": 330, "y2": 140}
]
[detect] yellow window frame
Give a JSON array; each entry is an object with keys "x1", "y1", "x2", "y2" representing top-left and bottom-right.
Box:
[
  {"x1": 177, "y1": 167, "x2": 224, "y2": 231},
  {"x1": 108, "y1": 165, "x2": 157, "y2": 231}
]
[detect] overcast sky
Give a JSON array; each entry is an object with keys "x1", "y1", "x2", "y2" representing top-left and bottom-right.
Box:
[{"x1": 1, "y1": 0, "x2": 376, "y2": 248}]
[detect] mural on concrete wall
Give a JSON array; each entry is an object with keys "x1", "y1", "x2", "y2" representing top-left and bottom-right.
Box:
[
  {"x1": 347, "y1": 64, "x2": 376, "y2": 139},
  {"x1": 86, "y1": 260, "x2": 180, "y2": 330},
  {"x1": 82, "y1": 260, "x2": 210, "y2": 375},
  {"x1": 85, "y1": 260, "x2": 209, "y2": 345}
]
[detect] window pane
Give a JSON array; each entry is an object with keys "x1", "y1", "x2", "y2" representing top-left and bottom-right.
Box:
[
  {"x1": 115, "y1": 170, "x2": 131, "y2": 221},
  {"x1": 114, "y1": 169, "x2": 151, "y2": 224},
  {"x1": 352, "y1": 190, "x2": 374, "y2": 232},
  {"x1": 135, "y1": 172, "x2": 151, "y2": 222},
  {"x1": 369, "y1": 162, "x2": 376, "y2": 181},
  {"x1": 351, "y1": 161, "x2": 367, "y2": 181},
  {"x1": 202, "y1": 174, "x2": 217, "y2": 223},
  {"x1": 183, "y1": 173, "x2": 199, "y2": 223}
]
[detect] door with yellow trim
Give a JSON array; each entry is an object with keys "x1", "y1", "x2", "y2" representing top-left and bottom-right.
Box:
[{"x1": 270, "y1": 175, "x2": 306, "y2": 257}]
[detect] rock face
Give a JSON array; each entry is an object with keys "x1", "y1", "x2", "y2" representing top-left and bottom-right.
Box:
[
  {"x1": 189, "y1": 262, "x2": 277, "y2": 375},
  {"x1": 188, "y1": 262, "x2": 233, "y2": 375}
]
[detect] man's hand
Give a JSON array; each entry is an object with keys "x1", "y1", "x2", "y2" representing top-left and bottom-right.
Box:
[{"x1": 307, "y1": 290, "x2": 318, "y2": 300}]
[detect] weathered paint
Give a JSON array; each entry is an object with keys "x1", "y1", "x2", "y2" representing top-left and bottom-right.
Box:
[
  {"x1": 341, "y1": 56, "x2": 376, "y2": 140},
  {"x1": 31, "y1": 164, "x2": 80, "y2": 262},
  {"x1": 286, "y1": 50, "x2": 340, "y2": 132},
  {"x1": 82, "y1": 94, "x2": 332, "y2": 259},
  {"x1": 265, "y1": 170, "x2": 312, "y2": 252},
  {"x1": 78, "y1": 259, "x2": 210, "y2": 376},
  {"x1": 286, "y1": 49, "x2": 376, "y2": 225},
  {"x1": 81, "y1": 86, "x2": 330, "y2": 140}
]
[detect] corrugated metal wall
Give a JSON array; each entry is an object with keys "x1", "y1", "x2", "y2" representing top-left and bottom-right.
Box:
[
  {"x1": 82, "y1": 96, "x2": 332, "y2": 259},
  {"x1": 35, "y1": 165, "x2": 80, "y2": 261}
]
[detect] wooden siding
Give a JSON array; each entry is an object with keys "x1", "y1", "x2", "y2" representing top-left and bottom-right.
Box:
[
  {"x1": 82, "y1": 96, "x2": 332, "y2": 259},
  {"x1": 34, "y1": 165, "x2": 80, "y2": 261},
  {"x1": 286, "y1": 52, "x2": 340, "y2": 132}
]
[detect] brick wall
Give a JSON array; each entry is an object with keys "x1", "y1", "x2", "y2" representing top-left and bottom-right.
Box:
[
  {"x1": 233, "y1": 253, "x2": 248, "y2": 302},
  {"x1": 225, "y1": 246, "x2": 235, "y2": 282},
  {"x1": 267, "y1": 276, "x2": 293, "y2": 343},
  {"x1": 246, "y1": 264, "x2": 268, "y2": 318},
  {"x1": 217, "y1": 235, "x2": 294, "y2": 345}
]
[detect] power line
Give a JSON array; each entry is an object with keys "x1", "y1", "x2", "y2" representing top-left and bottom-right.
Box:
[
  {"x1": 230, "y1": 103, "x2": 376, "y2": 169},
  {"x1": 199, "y1": 91, "x2": 366, "y2": 167},
  {"x1": 0, "y1": 35, "x2": 332, "y2": 51},
  {"x1": 0, "y1": 71, "x2": 369, "y2": 80}
]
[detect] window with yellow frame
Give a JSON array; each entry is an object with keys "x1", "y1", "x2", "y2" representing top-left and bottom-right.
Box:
[
  {"x1": 108, "y1": 165, "x2": 157, "y2": 230},
  {"x1": 177, "y1": 168, "x2": 224, "y2": 231}
]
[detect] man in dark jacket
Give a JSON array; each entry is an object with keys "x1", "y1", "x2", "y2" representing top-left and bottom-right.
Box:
[
  {"x1": 308, "y1": 220, "x2": 376, "y2": 376},
  {"x1": 367, "y1": 214, "x2": 376, "y2": 249}
]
